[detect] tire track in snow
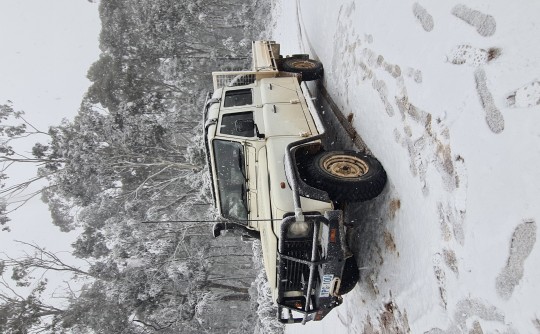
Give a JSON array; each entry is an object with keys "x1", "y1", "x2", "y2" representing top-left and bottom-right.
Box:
[{"x1": 359, "y1": 301, "x2": 411, "y2": 334}]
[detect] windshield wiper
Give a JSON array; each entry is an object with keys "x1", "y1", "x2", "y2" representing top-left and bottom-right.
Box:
[
  {"x1": 240, "y1": 182, "x2": 249, "y2": 214},
  {"x1": 236, "y1": 148, "x2": 247, "y2": 181}
]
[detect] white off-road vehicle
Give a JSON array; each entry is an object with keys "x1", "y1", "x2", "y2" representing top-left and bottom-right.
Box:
[{"x1": 203, "y1": 41, "x2": 387, "y2": 323}]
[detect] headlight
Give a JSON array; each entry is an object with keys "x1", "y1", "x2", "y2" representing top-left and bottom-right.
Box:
[{"x1": 287, "y1": 221, "x2": 311, "y2": 238}]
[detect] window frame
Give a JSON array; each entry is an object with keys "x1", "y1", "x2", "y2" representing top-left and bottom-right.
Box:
[
  {"x1": 211, "y1": 139, "x2": 249, "y2": 221},
  {"x1": 219, "y1": 111, "x2": 256, "y2": 138}
]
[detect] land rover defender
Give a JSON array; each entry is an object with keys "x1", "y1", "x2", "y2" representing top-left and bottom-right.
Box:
[{"x1": 203, "y1": 41, "x2": 387, "y2": 323}]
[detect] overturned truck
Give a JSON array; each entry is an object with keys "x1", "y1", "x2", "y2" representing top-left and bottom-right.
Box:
[{"x1": 203, "y1": 41, "x2": 387, "y2": 323}]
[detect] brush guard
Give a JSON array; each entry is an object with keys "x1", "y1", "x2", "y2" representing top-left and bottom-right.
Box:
[{"x1": 277, "y1": 210, "x2": 347, "y2": 324}]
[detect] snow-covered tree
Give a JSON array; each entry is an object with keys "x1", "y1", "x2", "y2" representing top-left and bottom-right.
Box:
[{"x1": 1, "y1": 0, "x2": 275, "y2": 332}]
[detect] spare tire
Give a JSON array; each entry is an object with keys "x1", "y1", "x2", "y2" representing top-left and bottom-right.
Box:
[
  {"x1": 281, "y1": 58, "x2": 323, "y2": 81},
  {"x1": 305, "y1": 150, "x2": 387, "y2": 202}
]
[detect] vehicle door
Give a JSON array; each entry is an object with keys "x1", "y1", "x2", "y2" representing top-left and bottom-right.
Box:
[{"x1": 217, "y1": 92, "x2": 262, "y2": 225}]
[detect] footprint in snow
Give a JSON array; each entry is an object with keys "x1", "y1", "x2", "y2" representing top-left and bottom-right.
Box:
[
  {"x1": 506, "y1": 80, "x2": 540, "y2": 108},
  {"x1": 426, "y1": 298, "x2": 514, "y2": 333},
  {"x1": 412, "y1": 3, "x2": 434, "y2": 32},
  {"x1": 474, "y1": 68, "x2": 504, "y2": 134},
  {"x1": 495, "y1": 220, "x2": 537, "y2": 300},
  {"x1": 451, "y1": 4, "x2": 496, "y2": 37},
  {"x1": 446, "y1": 45, "x2": 501, "y2": 67}
]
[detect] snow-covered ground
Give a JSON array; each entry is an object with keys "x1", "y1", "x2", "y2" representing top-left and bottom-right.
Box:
[{"x1": 271, "y1": 0, "x2": 540, "y2": 333}]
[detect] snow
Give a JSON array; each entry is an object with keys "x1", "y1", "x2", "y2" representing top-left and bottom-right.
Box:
[{"x1": 270, "y1": 0, "x2": 540, "y2": 333}]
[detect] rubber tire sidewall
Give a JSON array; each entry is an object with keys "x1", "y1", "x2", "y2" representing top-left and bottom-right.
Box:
[
  {"x1": 339, "y1": 256, "x2": 360, "y2": 295},
  {"x1": 305, "y1": 150, "x2": 387, "y2": 203},
  {"x1": 282, "y1": 58, "x2": 323, "y2": 81}
]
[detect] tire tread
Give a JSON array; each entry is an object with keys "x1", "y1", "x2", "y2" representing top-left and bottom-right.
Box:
[{"x1": 304, "y1": 150, "x2": 387, "y2": 202}]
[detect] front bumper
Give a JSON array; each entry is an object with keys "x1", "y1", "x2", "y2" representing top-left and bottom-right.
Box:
[{"x1": 276, "y1": 210, "x2": 348, "y2": 324}]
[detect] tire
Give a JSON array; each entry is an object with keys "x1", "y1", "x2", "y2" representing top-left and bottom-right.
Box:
[
  {"x1": 339, "y1": 256, "x2": 360, "y2": 295},
  {"x1": 305, "y1": 150, "x2": 387, "y2": 203},
  {"x1": 282, "y1": 58, "x2": 323, "y2": 81}
]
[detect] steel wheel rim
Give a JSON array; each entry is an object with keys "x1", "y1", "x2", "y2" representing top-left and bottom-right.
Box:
[{"x1": 322, "y1": 155, "x2": 369, "y2": 178}]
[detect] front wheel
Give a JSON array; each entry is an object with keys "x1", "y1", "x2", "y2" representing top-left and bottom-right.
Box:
[
  {"x1": 304, "y1": 150, "x2": 387, "y2": 203},
  {"x1": 338, "y1": 256, "x2": 360, "y2": 295},
  {"x1": 281, "y1": 58, "x2": 323, "y2": 81}
]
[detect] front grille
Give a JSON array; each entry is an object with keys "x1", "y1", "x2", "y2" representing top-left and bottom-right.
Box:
[
  {"x1": 281, "y1": 239, "x2": 314, "y2": 291},
  {"x1": 283, "y1": 239, "x2": 312, "y2": 257}
]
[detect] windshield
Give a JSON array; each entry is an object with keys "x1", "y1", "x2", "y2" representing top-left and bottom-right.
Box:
[{"x1": 212, "y1": 140, "x2": 248, "y2": 221}]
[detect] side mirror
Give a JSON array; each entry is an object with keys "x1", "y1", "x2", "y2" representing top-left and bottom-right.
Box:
[{"x1": 212, "y1": 222, "x2": 225, "y2": 238}]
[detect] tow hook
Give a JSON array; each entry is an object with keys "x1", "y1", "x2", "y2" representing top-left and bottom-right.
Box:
[{"x1": 330, "y1": 277, "x2": 342, "y2": 297}]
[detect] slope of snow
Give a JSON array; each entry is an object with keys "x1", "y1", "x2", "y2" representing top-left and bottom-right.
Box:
[{"x1": 271, "y1": 0, "x2": 540, "y2": 333}]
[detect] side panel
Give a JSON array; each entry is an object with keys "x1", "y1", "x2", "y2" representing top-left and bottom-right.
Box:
[
  {"x1": 260, "y1": 77, "x2": 299, "y2": 104},
  {"x1": 259, "y1": 77, "x2": 312, "y2": 137},
  {"x1": 262, "y1": 104, "x2": 312, "y2": 137}
]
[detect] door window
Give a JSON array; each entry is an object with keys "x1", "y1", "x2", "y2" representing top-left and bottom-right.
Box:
[
  {"x1": 224, "y1": 88, "x2": 253, "y2": 107},
  {"x1": 220, "y1": 111, "x2": 255, "y2": 137}
]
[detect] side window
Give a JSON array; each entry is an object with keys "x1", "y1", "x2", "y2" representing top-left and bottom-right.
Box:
[
  {"x1": 224, "y1": 88, "x2": 253, "y2": 107},
  {"x1": 220, "y1": 112, "x2": 255, "y2": 137}
]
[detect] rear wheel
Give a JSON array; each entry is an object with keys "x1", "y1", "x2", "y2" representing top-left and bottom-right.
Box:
[
  {"x1": 282, "y1": 58, "x2": 323, "y2": 81},
  {"x1": 305, "y1": 150, "x2": 387, "y2": 202}
]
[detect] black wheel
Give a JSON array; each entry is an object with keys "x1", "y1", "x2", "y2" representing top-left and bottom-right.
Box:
[
  {"x1": 305, "y1": 150, "x2": 387, "y2": 202},
  {"x1": 339, "y1": 256, "x2": 359, "y2": 295},
  {"x1": 282, "y1": 58, "x2": 323, "y2": 81}
]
